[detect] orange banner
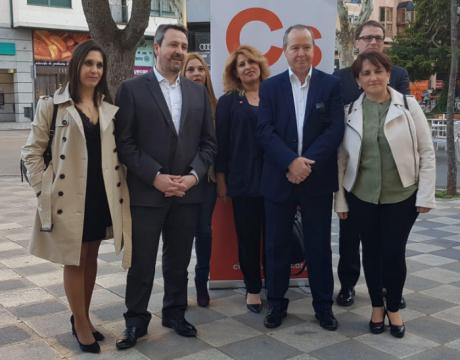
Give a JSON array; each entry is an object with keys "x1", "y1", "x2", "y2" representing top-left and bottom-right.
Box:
[
  {"x1": 33, "y1": 30, "x2": 90, "y2": 62},
  {"x1": 210, "y1": 199, "x2": 307, "y2": 288}
]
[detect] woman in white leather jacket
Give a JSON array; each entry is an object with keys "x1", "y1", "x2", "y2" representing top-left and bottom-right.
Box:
[{"x1": 335, "y1": 51, "x2": 435, "y2": 338}]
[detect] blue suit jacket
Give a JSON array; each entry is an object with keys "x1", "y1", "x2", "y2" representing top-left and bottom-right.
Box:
[
  {"x1": 333, "y1": 65, "x2": 410, "y2": 105},
  {"x1": 257, "y1": 69, "x2": 344, "y2": 203}
]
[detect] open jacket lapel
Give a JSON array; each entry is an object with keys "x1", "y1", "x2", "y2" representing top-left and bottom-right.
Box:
[
  {"x1": 98, "y1": 102, "x2": 118, "y2": 133},
  {"x1": 145, "y1": 72, "x2": 178, "y2": 136},
  {"x1": 179, "y1": 77, "x2": 189, "y2": 134},
  {"x1": 281, "y1": 71, "x2": 297, "y2": 134},
  {"x1": 304, "y1": 68, "x2": 318, "y2": 123}
]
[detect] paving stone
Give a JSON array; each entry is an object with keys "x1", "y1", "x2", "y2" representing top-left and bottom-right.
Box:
[
  {"x1": 403, "y1": 293, "x2": 458, "y2": 315},
  {"x1": 27, "y1": 270, "x2": 63, "y2": 287},
  {"x1": 24, "y1": 311, "x2": 71, "y2": 337},
  {"x1": 0, "y1": 287, "x2": 54, "y2": 307},
  {"x1": 286, "y1": 355, "x2": 320, "y2": 360},
  {"x1": 268, "y1": 321, "x2": 348, "y2": 353},
  {"x1": 183, "y1": 305, "x2": 227, "y2": 326},
  {"x1": 417, "y1": 229, "x2": 458, "y2": 239},
  {"x1": 356, "y1": 332, "x2": 438, "y2": 358},
  {"x1": 445, "y1": 338, "x2": 460, "y2": 351},
  {"x1": 0, "y1": 339, "x2": 60, "y2": 359},
  {"x1": 0, "y1": 278, "x2": 33, "y2": 291},
  {"x1": 403, "y1": 275, "x2": 442, "y2": 291},
  {"x1": 432, "y1": 306, "x2": 460, "y2": 326},
  {"x1": 0, "y1": 268, "x2": 21, "y2": 281},
  {"x1": 72, "y1": 349, "x2": 151, "y2": 359},
  {"x1": 406, "y1": 315, "x2": 460, "y2": 344},
  {"x1": 197, "y1": 318, "x2": 261, "y2": 347},
  {"x1": 410, "y1": 254, "x2": 456, "y2": 266},
  {"x1": 92, "y1": 302, "x2": 129, "y2": 322},
  {"x1": 219, "y1": 335, "x2": 301, "y2": 360},
  {"x1": 13, "y1": 262, "x2": 60, "y2": 276},
  {"x1": 430, "y1": 248, "x2": 460, "y2": 261},
  {"x1": 0, "y1": 324, "x2": 31, "y2": 346},
  {"x1": 0, "y1": 242, "x2": 23, "y2": 251},
  {"x1": 310, "y1": 339, "x2": 396, "y2": 360},
  {"x1": 405, "y1": 347, "x2": 460, "y2": 360},
  {"x1": 411, "y1": 267, "x2": 460, "y2": 284},
  {"x1": 11, "y1": 299, "x2": 67, "y2": 318},
  {"x1": 0, "y1": 308, "x2": 18, "y2": 327},
  {"x1": 233, "y1": 310, "x2": 304, "y2": 333},
  {"x1": 323, "y1": 311, "x2": 369, "y2": 338},
  {"x1": 421, "y1": 285, "x2": 460, "y2": 305},
  {"x1": 427, "y1": 217, "x2": 460, "y2": 225},
  {"x1": 176, "y1": 349, "x2": 233, "y2": 360},
  {"x1": 136, "y1": 332, "x2": 211, "y2": 360},
  {"x1": 408, "y1": 233, "x2": 436, "y2": 243},
  {"x1": 208, "y1": 294, "x2": 251, "y2": 317},
  {"x1": 406, "y1": 243, "x2": 445, "y2": 253}
]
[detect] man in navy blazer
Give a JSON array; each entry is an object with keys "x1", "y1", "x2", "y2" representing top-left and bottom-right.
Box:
[
  {"x1": 333, "y1": 20, "x2": 410, "y2": 309},
  {"x1": 257, "y1": 25, "x2": 344, "y2": 330}
]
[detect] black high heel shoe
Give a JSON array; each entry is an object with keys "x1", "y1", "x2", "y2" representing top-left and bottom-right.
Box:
[
  {"x1": 386, "y1": 311, "x2": 405, "y2": 338},
  {"x1": 246, "y1": 292, "x2": 262, "y2": 313},
  {"x1": 70, "y1": 316, "x2": 101, "y2": 353},
  {"x1": 369, "y1": 308, "x2": 385, "y2": 334},
  {"x1": 71, "y1": 315, "x2": 105, "y2": 341}
]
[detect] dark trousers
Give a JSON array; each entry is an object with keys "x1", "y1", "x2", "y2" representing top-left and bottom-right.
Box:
[
  {"x1": 265, "y1": 191, "x2": 334, "y2": 313},
  {"x1": 337, "y1": 215, "x2": 361, "y2": 289},
  {"x1": 232, "y1": 196, "x2": 264, "y2": 294},
  {"x1": 347, "y1": 192, "x2": 418, "y2": 312},
  {"x1": 124, "y1": 203, "x2": 199, "y2": 330},
  {"x1": 194, "y1": 180, "x2": 217, "y2": 284}
]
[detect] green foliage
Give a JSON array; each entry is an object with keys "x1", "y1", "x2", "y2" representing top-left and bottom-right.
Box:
[{"x1": 388, "y1": 0, "x2": 454, "y2": 80}]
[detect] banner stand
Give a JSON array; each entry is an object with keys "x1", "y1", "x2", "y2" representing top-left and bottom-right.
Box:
[{"x1": 209, "y1": 278, "x2": 309, "y2": 290}]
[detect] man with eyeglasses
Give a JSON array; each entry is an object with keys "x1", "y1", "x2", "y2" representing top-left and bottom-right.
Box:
[{"x1": 334, "y1": 20, "x2": 410, "y2": 308}]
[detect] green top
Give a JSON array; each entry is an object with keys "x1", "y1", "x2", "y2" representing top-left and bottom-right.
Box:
[{"x1": 352, "y1": 97, "x2": 417, "y2": 204}]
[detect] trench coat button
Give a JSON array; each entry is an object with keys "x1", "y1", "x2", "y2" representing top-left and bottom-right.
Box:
[
  {"x1": 59, "y1": 174, "x2": 65, "y2": 179},
  {"x1": 62, "y1": 136, "x2": 67, "y2": 142},
  {"x1": 62, "y1": 120, "x2": 68, "y2": 126},
  {"x1": 115, "y1": 165, "x2": 120, "y2": 170},
  {"x1": 57, "y1": 209, "x2": 63, "y2": 214},
  {"x1": 117, "y1": 182, "x2": 121, "y2": 187},
  {"x1": 58, "y1": 191, "x2": 64, "y2": 196},
  {"x1": 60, "y1": 154, "x2": 65, "y2": 160},
  {"x1": 119, "y1": 198, "x2": 123, "y2": 204},
  {"x1": 113, "y1": 148, "x2": 117, "y2": 153}
]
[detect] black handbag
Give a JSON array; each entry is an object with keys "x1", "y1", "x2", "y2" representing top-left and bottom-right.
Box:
[
  {"x1": 20, "y1": 104, "x2": 58, "y2": 183},
  {"x1": 290, "y1": 209, "x2": 306, "y2": 275}
]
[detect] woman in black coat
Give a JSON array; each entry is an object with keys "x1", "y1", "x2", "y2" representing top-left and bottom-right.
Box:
[{"x1": 215, "y1": 45, "x2": 270, "y2": 312}]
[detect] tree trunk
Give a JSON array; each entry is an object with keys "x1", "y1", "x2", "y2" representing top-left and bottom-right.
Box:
[
  {"x1": 81, "y1": 0, "x2": 151, "y2": 99},
  {"x1": 336, "y1": 0, "x2": 373, "y2": 68},
  {"x1": 446, "y1": 0, "x2": 458, "y2": 195}
]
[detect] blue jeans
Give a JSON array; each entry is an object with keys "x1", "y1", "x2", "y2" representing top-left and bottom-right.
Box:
[{"x1": 194, "y1": 180, "x2": 217, "y2": 284}]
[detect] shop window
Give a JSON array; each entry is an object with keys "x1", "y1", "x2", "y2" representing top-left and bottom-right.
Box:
[
  {"x1": 151, "y1": 0, "x2": 176, "y2": 18},
  {"x1": 27, "y1": 0, "x2": 71, "y2": 8}
]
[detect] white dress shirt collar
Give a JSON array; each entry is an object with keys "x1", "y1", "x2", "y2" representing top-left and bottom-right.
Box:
[
  {"x1": 153, "y1": 66, "x2": 181, "y2": 87},
  {"x1": 288, "y1": 66, "x2": 312, "y2": 87}
]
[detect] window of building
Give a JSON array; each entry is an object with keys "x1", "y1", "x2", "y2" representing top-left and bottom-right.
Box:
[
  {"x1": 151, "y1": 0, "x2": 176, "y2": 18},
  {"x1": 379, "y1": 6, "x2": 393, "y2": 38},
  {"x1": 27, "y1": 0, "x2": 71, "y2": 8}
]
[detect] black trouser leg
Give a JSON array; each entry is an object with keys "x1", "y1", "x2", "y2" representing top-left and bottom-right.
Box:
[
  {"x1": 124, "y1": 206, "x2": 168, "y2": 330},
  {"x1": 162, "y1": 203, "x2": 199, "y2": 320},
  {"x1": 232, "y1": 196, "x2": 264, "y2": 294},
  {"x1": 337, "y1": 215, "x2": 361, "y2": 289},
  {"x1": 299, "y1": 193, "x2": 334, "y2": 313},
  {"x1": 380, "y1": 195, "x2": 418, "y2": 312}
]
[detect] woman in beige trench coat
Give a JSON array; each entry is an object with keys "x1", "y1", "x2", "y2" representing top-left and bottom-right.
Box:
[{"x1": 21, "y1": 40, "x2": 131, "y2": 353}]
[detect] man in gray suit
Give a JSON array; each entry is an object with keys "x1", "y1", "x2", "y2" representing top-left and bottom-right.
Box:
[{"x1": 114, "y1": 24, "x2": 216, "y2": 350}]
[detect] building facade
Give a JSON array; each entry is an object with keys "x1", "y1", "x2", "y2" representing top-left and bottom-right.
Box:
[{"x1": 0, "y1": 0, "x2": 177, "y2": 123}]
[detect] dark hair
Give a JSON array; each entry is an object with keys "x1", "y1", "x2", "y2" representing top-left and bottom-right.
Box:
[
  {"x1": 355, "y1": 20, "x2": 385, "y2": 40},
  {"x1": 283, "y1": 24, "x2": 314, "y2": 49},
  {"x1": 66, "y1": 40, "x2": 111, "y2": 105},
  {"x1": 351, "y1": 51, "x2": 392, "y2": 79},
  {"x1": 154, "y1": 24, "x2": 188, "y2": 46}
]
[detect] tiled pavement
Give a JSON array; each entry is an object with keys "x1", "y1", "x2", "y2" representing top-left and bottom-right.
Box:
[{"x1": 0, "y1": 176, "x2": 460, "y2": 360}]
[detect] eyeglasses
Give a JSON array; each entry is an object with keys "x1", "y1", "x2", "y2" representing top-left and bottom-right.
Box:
[{"x1": 358, "y1": 35, "x2": 384, "y2": 42}]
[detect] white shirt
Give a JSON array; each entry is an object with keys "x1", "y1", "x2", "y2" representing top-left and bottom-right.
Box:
[
  {"x1": 289, "y1": 67, "x2": 312, "y2": 155},
  {"x1": 154, "y1": 66, "x2": 182, "y2": 133}
]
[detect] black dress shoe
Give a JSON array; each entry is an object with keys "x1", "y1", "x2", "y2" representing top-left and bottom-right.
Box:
[
  {"x1": 336, "y1": 287, "x2": 355, "y2": 307},
  {"x1": 195, "y1": 280, "x2": 210, "y2": 307},
  {"x1": 399, "y1": 296, "x2": 407, "y2": 310},
  {"x1": 387, "y1": 312, "x2": 405, "y2": 338},
  {"x1": 116, "y1": 326, "x2": 147, "y2": 350},
  {"x1": 315, "y1": 310, "x2": 338, "y2": 331},
  {"x1": 264, "y1": 305, "x2": 287, "y2": 328},
  {"x1": 71, "y1": 315, "x2": 105, "y2": 341},
  {"x1": 162, "y1": 318, "x2": 197, "y2": 337}
]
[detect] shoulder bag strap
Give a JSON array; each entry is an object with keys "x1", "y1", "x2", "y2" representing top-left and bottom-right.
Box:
[{"x1": 43, "y1": 104, "x2": 58, "y2": 168}]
